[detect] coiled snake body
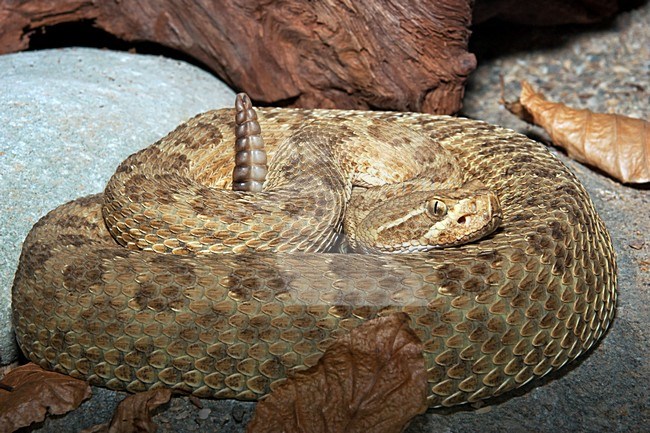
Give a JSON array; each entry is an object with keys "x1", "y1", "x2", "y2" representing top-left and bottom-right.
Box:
[{"x1": 12, "y1": 106, "x2": 616, "y2": 407}]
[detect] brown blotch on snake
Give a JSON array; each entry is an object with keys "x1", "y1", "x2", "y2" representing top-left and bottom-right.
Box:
[{"x1": 12, "y1": 95, "x2": 616, "y2": 407}]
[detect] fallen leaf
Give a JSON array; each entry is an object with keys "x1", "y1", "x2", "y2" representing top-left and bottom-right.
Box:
[
  {"x1": 80, "y1": 388, "x2": 172, "y2": 433},
  {"x1": 629, "y1": 241, "x2": 645, "y2": 250},
  {"x1": 504, "y1": 80, "x2": 649, "y2": 184},
  {"x1": 246, "y1": 313, "x2": 428, "y2": 433},
  {"x1": 0, "y1": 363, "x2": 91, "y2": 433}
]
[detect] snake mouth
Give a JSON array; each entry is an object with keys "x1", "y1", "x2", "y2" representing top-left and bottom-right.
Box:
[{"x1": 442, "y1": 192, "x2": 502, "y2": 246}]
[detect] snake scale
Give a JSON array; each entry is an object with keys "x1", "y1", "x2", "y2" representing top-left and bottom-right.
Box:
[{"x1": 12, "y1": 103, "x2": 616, "y2": 407}]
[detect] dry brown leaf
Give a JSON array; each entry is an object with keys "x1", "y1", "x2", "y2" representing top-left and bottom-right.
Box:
[
  {"x1": 0, "y1": 362, "x2": 91, "y2": 433},
  {"x1": 246, "y1": 313, "x2": 428, "y2": 433},
  {"x1": 504, "y1": 80, "x2": 649, "y2": 184},
  {"x1": 80, "y1": 388, "x2": 172, "y2": 433}
]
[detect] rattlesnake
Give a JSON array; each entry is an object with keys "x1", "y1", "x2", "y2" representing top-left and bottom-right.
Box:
[{"x1": 12, "y1": 97, "x2": 616, "y2": 407}]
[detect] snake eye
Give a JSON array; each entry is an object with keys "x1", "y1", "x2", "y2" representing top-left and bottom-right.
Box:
[{"x1": 427, "y1": 200, "x2": 447, "y2": 217}]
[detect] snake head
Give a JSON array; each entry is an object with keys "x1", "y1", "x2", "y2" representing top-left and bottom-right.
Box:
[
  {"x1": 420, "y1": 187, "x2": 502, "y2": 249},
  {"x1": 352, "y1": 186, "x2": 502, "y2": 253}
]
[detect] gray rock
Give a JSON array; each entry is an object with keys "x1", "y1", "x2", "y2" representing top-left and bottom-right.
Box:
[{"x1": 0, "y1": 47, "x2": 235, "y2": 364}]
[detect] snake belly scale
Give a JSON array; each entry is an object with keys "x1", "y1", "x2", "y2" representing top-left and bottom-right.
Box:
[{"x1": 12, "y1": 108, "x2": 616, "y2": 407}]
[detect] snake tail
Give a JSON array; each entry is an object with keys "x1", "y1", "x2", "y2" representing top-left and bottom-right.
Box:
[{"x1": 232, "y1": 93, "x2": 268, "y2": 192}]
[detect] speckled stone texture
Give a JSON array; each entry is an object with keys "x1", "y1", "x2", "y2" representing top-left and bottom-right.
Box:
[
  {"x1": 2, "y1": 1, "x2": 649, "y2": 430},
  {"x1": 0, "y1": 48, "x2": 235, "y2": 364}
]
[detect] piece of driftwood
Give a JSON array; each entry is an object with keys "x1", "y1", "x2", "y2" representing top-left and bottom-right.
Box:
[{"x1": 0, "y1": 0, "x2": 477, "y2": 114}]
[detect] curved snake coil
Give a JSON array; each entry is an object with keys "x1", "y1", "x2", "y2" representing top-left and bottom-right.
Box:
[{"x1": 12, "y1": 108, "x2": 616, "y2": 407}]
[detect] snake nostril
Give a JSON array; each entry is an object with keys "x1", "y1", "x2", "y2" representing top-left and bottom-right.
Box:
[{"x1": 458, "y1": 216, "x2": 467, "y2": 225}]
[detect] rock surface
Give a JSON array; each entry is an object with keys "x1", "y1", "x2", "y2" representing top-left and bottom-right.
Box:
[{"x1": 0, "y1": 47, "x2": 235, "y2": 364}]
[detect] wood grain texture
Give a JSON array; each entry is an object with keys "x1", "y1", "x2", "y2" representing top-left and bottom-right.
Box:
[{"x1": 0, "y1": 0, "x2": 477, "y2": 114}]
